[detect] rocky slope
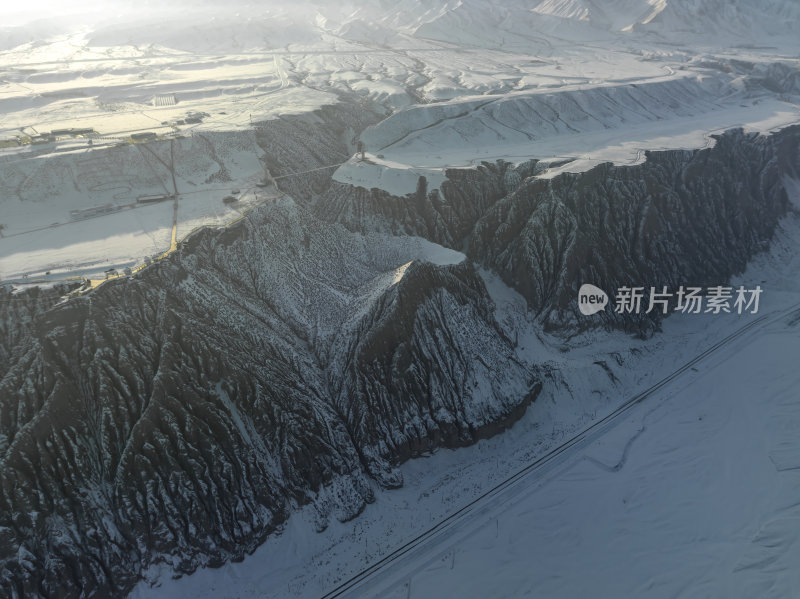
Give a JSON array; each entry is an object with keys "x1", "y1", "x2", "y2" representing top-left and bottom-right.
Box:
[
  {"x1": 473, "y1": 127, "x2": 800, "y2": 332},
  {"x1": 0, "y1": 195, "x2": 536, "y2": 598},
  {"x1": 1, "y1": 109, "x2": 798, "y2": 597},
  {"x1": 316, "y1": 160, "x2": 539, "y2": 247},
  {"x1": 320, "y1": 126, "x2": 800, "y2": 334},
  {"x1": 254, "y1": 102, "x2": 386, "y2": 203},
  {"x1": 0, "y1": 284, "x2": 78, "y2": 380}
]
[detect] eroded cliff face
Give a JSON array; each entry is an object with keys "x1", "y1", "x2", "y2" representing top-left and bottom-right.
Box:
[
  {"x1": 471, "y1": 128, "x2": 800, "y2": 332},
  {"x1": 0, "y1": 196, "x2": 536, "y2": 598},
  {"x1": 315, "y1": 160, "x2": 540, "y2": 247},
  {"x1": 329, "y1": 259, "x2": 538, "y2": 484},
  {"x1": 1, "y1": 102, "x2": 798, "y2": 598},
  {"x1": 0, "y1": 284, "x2": 78, "y2": 380},
  {"x1": 318, "y1": 126, "x2": 800, "y2": 334},
  {"x1": 254, "y1": 101, "x2": 386, "y2": 203}
]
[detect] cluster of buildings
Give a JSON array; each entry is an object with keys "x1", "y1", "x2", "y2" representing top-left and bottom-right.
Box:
[
  {"x1": 161, "y1": 111, "x2": 210, "y2": 127},
  {"x1": 27, "y1": 127, "x2": 96, "y2": 145}
]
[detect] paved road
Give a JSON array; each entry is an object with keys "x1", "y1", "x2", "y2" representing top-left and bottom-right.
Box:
[{"x1": 320, "y1": 308, "x2": 788, "y2": 598}]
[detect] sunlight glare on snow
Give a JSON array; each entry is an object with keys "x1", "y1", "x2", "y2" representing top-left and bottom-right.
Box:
[{"x1": 392, "y1": 261, "x2": 413, "y2": 285}]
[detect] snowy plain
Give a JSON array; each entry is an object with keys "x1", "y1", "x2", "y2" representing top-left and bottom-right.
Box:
[{"x1": 2, "y1": 0, "x2": 799, "y2": 283}]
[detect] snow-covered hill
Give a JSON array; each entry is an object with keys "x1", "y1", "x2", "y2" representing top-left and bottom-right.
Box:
[{"x1": 132, "y1": 164, "x2": 800, "y2": 599}]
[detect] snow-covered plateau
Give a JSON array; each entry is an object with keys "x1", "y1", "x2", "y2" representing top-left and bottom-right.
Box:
[
  {"x1": 1, "y1": 1, "x2": 799, "y2": 598},
  {"x1": 2, "y1": 0, "x2": 799, "y2": 283}
]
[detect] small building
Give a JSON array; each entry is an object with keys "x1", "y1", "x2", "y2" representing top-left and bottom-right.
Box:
[
  {"x1": 131, "y1": 132, "x2": 157, "y2": 142},
  {"x1": 137, "y1": 194, "x2": 172, "y2": 204},
  {"x1": 70, "y1": 203, "x2": 122, "y2": 221},
  {"x1": 51, "y1": 128, "x2": 94, "y2": 137},
  {"x1": 31, "y1": 134, "x2": 55, "y2": 144}
]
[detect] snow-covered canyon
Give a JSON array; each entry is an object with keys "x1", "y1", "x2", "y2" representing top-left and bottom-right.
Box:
[{"x1": 1, "y1": 2, "x2": 799, "y2": 598}]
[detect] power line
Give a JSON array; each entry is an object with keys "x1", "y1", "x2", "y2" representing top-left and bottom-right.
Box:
[{"x1": 272, "y1": 161, "x2": 349, "y2": 179}]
